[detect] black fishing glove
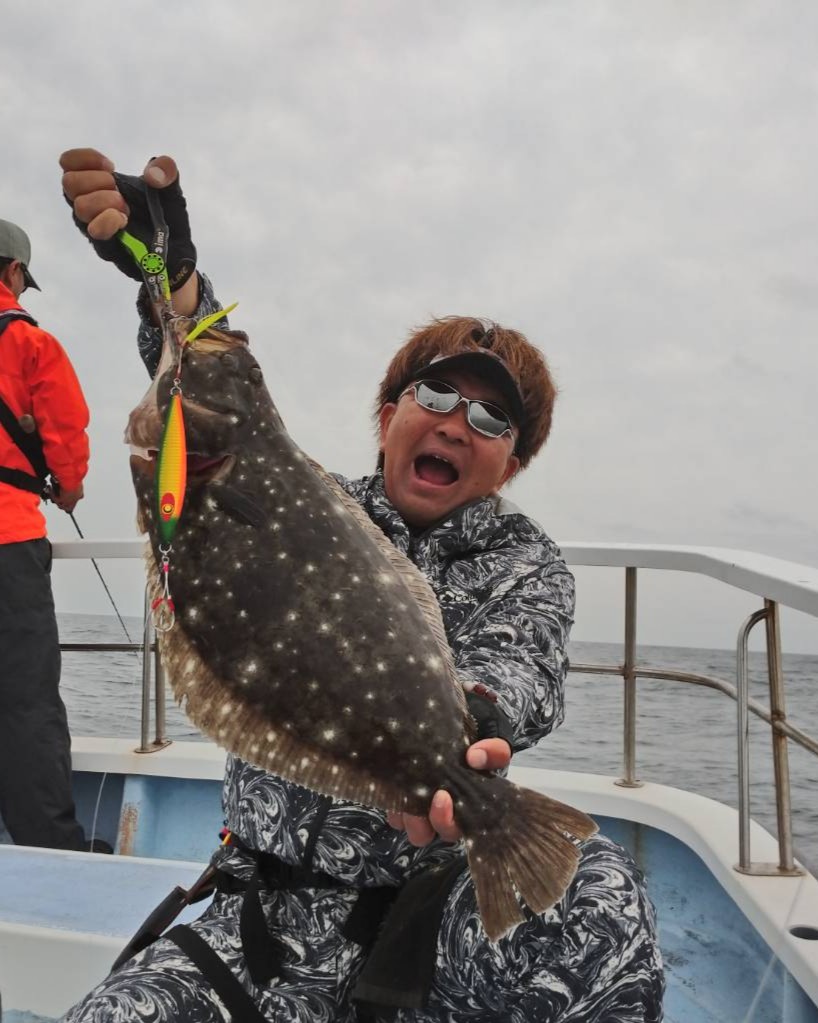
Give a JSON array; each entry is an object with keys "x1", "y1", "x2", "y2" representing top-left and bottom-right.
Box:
[
  {"x1": 465, "y1": 689, "x2": 514, "y2": 750},
  {"x1": 67, "y1": 169, "x2": 196, "y2": 292}
]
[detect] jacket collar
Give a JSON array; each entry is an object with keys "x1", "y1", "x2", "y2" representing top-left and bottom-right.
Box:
[{"x1": 353, "y1": 471, "x2": 519, "y2": 558}]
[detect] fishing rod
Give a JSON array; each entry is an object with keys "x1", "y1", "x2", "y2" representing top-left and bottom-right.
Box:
[
  {"x1": 68, "y1": 509, "x2": 136, "y2": 649},
  {"x1": 44, "y1": 481, "x2": 138, "y2": 654}
]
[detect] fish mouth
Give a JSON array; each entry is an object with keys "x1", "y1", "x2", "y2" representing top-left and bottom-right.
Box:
[
  {"x1": 413, "y1": 453, "x2": 460, "y2": 486},
  {"x1": 130, "y1": 447, "x2": 236, "y2": 484}
]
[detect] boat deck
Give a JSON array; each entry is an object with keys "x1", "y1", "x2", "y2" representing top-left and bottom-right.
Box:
[{"x1": 2, "y1": 755, "x2": 818, "y2": 1021}]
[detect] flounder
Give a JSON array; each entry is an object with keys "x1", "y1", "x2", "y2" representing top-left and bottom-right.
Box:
[{"x1": 126, "y1": 314, "x2": 597, "y2": 941}]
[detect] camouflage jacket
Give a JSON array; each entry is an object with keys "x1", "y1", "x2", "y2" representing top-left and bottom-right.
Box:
[{"x1": 136, "y1": 276, "x2": 575, "y2": 888}]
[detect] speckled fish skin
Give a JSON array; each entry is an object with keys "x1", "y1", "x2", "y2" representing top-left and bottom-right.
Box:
[{"x1": 126, "y1": 316, "x2": 597, "y2": 941}]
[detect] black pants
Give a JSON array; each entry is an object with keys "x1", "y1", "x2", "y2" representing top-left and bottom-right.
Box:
[{"x1": 0, "y1": 537, "x2": 85, "y2": 850}]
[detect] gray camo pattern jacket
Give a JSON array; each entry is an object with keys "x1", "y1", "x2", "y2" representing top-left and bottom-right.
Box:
[{"x1": 78, "y1": 275, "x2": 665, "y2": 1023}]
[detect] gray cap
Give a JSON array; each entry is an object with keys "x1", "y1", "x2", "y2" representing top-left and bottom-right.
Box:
[
  {"x1": 0, "y1": 219, "x2": 41, "y2": 291},
  {"x1": 408, "y1": 350, "x2": 525, "y2": 426}
]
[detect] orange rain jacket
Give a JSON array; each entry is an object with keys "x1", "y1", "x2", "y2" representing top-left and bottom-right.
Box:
[{"x1": 0, "y1": 281, "x2": 89, "y2": 543}]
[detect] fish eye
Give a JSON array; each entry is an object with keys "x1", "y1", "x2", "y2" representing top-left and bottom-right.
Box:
[
  {"x1": 249, "y1": 366, "x2": 263, "y2": 385},
  {"x1": 220, "y1": 352, "x2": 238, "y2": 369}
]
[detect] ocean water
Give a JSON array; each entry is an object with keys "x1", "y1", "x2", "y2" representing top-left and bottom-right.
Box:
[{"x1": 57, "y1": 614, "x2": 818, "y2": 874}]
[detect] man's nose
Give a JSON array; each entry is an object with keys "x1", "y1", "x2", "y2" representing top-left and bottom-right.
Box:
[{"x1": 435, "y1": 407, "x2": 470, "y2": 443}]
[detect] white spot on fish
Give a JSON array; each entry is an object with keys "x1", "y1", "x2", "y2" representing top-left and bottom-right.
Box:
[
  {"x1": 278, "y1": 552, "x2": 288, "y2": 560},
  {"x1": 323, "y1": 728, "x2": 337, "y2": 741},
  {"x1": 414, "y1": 785, "x2": 430, "y2": 798},
  {"x1": 220, "y1": 703, "x2": 232, "y2": 716},
  {"x1": 305, "y1": 563, "x2": 316, "y2": 573},
  {"x1": 376, "y1": 661, "x2": 386, "y2": 672},
  {"x1": 387, "y1": 719, "x2": 399, "y2": 731},
  {"x1": 427, "y1": 655, "x2": 442, "y2": 669}
]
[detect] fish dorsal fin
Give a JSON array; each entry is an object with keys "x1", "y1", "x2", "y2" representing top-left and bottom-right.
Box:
[{"x1": 308, "y1": 460, "x2": 467, "y2": 715}]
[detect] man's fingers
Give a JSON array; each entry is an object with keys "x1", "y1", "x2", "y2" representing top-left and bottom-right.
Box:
[
  {"x1": 466, "y1": 738, "x2": 511, "y2": 772},
  {"x1": 62, "y1": 170, "x2": 118, "y2": 203},
  {"x1": 59, "y1": 148, "x2": 115, "y2": 174},
  {"x1": 428, "y1": 790, "x2": 462, "y2": 842},
  {"x1": 143, "y1": 155, "x2": 179, "y2": 189},
  {"x1": 86, "y1": 208, "x2": 129, "y2": 241},
  {"x1": 403, "y1": 814, "x2": 436, "y2": 847},
  {"x1": 73, "y1": 189, "x2": 129, "y2": 225}
]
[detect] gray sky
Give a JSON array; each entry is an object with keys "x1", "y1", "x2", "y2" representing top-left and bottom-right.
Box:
[{"x1": 3, "y1": 0, "x2": 817, "y2": 653}]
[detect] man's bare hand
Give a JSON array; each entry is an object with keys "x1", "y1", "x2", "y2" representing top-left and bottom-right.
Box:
[
  {"x1": 53, "y1": 484, "x2": 83, "y2": 513},
  {"x1": 387, "y1": 736, "x2": 511, "y2": 846}
]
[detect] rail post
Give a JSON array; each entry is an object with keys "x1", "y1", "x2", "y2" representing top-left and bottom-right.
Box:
[
  {"x1": 763, "y1": 599, "x2": 802, "y2": 875},
  {"x1": 616, "y1": 567, "x2": 642, "y2": 788}
]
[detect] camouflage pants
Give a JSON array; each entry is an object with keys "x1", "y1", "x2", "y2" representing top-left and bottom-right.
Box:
[{"x1": 61, "y1": 835, "x2": 663, "y2": 1023}]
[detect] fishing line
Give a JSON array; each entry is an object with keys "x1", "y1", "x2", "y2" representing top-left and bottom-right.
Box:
[
  {"x1": 67, "y1": 511, "x2": 137, "y2": 652},
  {"x1": 739, "y1": 866, "x2": 811, "y2": 1022},
  {"x1": 88, "y1": 771, "x2": 108, "y2": 850}
]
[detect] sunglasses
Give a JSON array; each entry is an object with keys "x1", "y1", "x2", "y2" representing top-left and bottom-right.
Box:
[{"x1": 402, "y1": 379, "x2": 515, "y2": 440}]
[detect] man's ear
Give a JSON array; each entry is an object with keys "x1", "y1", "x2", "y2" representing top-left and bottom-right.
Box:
[
  {"x1": 378, "y1": 402, "x2": 397, "y2": 449},
  {"x1": 498, "y1": 453, "x2": 521, "y2": 489}
]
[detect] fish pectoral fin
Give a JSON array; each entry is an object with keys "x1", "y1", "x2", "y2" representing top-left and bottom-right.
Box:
[{"x1": 212, "y1": 485, "x2": 267, "y2": 528}]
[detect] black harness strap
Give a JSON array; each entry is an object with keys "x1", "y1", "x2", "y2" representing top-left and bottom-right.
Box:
[
  {"x1": 0, "y1": 311, "x2": 50, "y2": 495},
  {"x1": 165, "y1": 925, "x2": 268, "y2": 1023}
]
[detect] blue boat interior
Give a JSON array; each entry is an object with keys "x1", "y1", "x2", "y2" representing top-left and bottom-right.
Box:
[{"x1": 2, "y1": 770, "x2": 817, "y2": 1022}]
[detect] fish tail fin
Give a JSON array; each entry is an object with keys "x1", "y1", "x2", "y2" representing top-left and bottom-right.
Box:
[{"x1": 451, "y1": 771, "x2": 598, "y2": 942}]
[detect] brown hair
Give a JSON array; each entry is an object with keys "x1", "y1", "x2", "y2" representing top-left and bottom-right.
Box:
[{"x1": 376, "y1": 316, "x2": 557, "y2": 470}]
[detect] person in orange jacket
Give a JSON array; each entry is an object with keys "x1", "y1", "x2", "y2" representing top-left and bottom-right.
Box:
[{"x1": 0, "y1": 218, "x2": 99, "y2": 850}]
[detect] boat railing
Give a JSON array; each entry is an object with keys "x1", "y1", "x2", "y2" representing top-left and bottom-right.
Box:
[
  {"x1": 561, "y1": 543, "x2": 818, "y2": 879},
  {"x1": 53, "y1": 538, "x2": 818, "y2": 881}
]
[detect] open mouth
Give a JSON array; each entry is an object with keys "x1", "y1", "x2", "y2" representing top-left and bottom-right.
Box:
[
  {"x1": 414, "y1": 454, "x2": 459, "y2": 486},
  {"x1": 130, "y1": 447, "x2": 235, "y2": 483}
]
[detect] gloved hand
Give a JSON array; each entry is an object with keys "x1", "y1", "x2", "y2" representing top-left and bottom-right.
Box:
[
  {"x1": 60, "y1": 149, "x2": 196, "y2": 293},
  {"x1": 465, "y1": 688, "x2": 515, "y2": 749}
]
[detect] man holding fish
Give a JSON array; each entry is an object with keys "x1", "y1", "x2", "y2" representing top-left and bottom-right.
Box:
[{"x1": 59, "y1": 149, "x2": 663, "y2": 1022}]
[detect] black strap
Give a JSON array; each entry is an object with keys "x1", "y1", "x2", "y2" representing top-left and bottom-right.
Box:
[
  {"x1": 165, "y1": 925, "x2": 268, "y2": 1023},
  {"x1": 0, "y1": 310, "x2": 50, "y2": 494},
  {"x1": 0, "y1": 466, "x2": 45, "y2": 494},
  {"x1": 352, "y1": 854, "x2": 468, "y2": 1013}
]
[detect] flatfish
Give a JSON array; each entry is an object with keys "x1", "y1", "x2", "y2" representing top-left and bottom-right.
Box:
[{"x1": 126, "y1": 314, "x2": 597, "y2": 940}]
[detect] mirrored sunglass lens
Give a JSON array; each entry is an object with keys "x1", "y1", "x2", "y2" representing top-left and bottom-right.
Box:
[
  {"x1": 415, "y1": 381, "x2": 460, "y2": 412},
  {"x1": 468, "y1": 402, "x2": 510, "y2": 437}
]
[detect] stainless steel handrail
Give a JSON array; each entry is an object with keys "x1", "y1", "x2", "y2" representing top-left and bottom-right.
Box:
[
  {"x1": 54, "y1": 540, "x2": 817, "y2": 873},
  {"x1": 569, "y1": 566, "x2": 816, "y2": 877}
]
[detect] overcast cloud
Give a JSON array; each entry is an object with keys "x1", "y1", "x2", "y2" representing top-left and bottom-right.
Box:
[{"x1": 2, "y1": 0, "x2": 817, "y2": 653}]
